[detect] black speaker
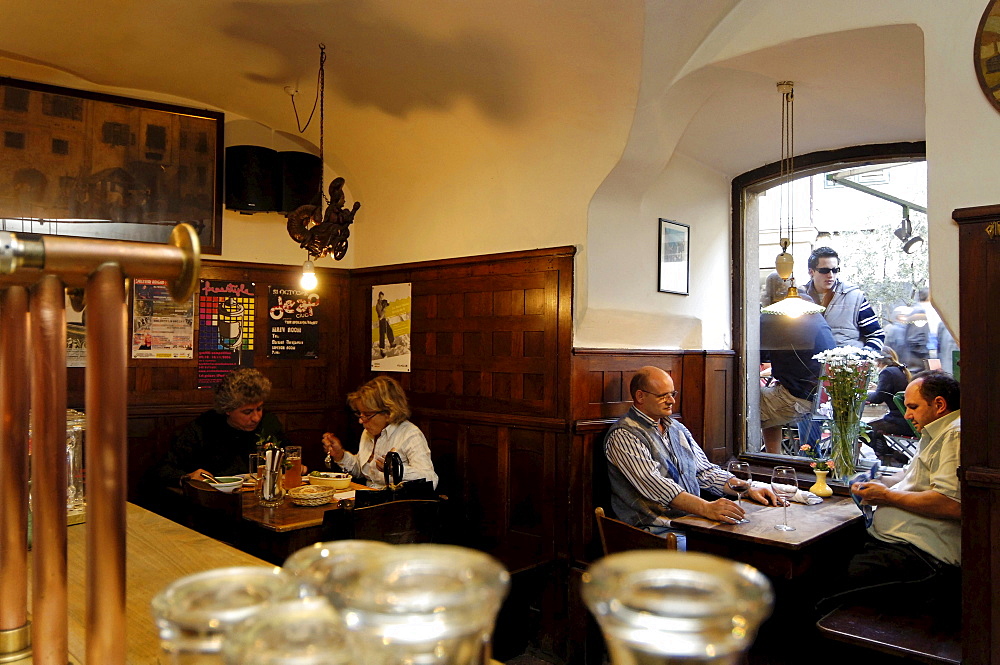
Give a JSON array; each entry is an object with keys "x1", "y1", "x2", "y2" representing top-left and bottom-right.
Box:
[
  {"x1": 225, "y1": 145, "x2": 280, "y2": 213},
  {"x1": 278, "y1": 151, "x2": 322, "y2": 213}
]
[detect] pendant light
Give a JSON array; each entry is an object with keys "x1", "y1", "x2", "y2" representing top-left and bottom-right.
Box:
[{"x1": 762, "y1": 81, "x2": 824, "y2": 318}]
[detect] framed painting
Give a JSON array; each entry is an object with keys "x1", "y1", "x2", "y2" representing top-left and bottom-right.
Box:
[
  {"x1": 658, "y1": 218, "x2": 689, "y2": 295},
  {"x1": 0, "y1": 77, "x2": 224, "y2": 254}
]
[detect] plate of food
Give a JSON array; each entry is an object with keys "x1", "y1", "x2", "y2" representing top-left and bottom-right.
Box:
[{"x1": 308, "y1": 471, "x2": 352, "y2": 490}]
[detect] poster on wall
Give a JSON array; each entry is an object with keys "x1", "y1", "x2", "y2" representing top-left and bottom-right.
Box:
[
  {"x1": 131, "y1": 279, "x2": 195, "y2": 359},
  {"x1": 197, "y1": 279, "x2": 255, "y2": 387},
  {"x1": 268, "y1": 286, "x2": 320, "y2": 358},
  {"x1": 371, "y1": 283, "x2": 411, "y2": 372}
]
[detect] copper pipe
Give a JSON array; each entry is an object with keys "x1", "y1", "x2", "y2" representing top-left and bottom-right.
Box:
[
  {"x1": 0, "y1": 223, "x2": 200, "y2": 301},
  {"x1": 85, "y1": 264, "x2": 127, "y2": 665},
  {"x1": 0, "y1": 286, "x2": 31, "y2": 661},
  {"x1": 29, "y1": 276, "x2": 67, "y2": 665}
]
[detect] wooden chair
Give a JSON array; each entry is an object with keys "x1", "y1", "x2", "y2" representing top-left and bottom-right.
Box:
[
  {"x1": 180, "y1": 479, "x2": 244, "y2": 545},
  {"x1": 816, "y1": 603, "x2": 960, "y2": 665},
  {"x1": 323, "y1": 498, "x2": 442, "y2": 544},
  {"x1": 594, "y1": 507, "x2": 677, "y2": 556}
]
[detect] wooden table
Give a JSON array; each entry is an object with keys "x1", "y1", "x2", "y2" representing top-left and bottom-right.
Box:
[
  {"x1": 24, "y1": 503, "x2": 271, "y2": 665},
  {"x1": 670, "y1": 495, "x2": 865, "y2": 580},
  {"x1": 239, "y1": 483, "x2": 369, "y2": 564}
]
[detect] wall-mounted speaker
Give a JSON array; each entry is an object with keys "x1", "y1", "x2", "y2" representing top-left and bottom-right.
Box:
[
  {"x1": 225, "y1": 145, "x2": 280, "y2": 213},
  {"x1": 278, "y1": 151, "x2": 322, "y2": 213}
]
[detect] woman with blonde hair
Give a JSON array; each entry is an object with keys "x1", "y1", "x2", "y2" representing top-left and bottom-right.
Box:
[
  {"x1": 322, "y1": 376, "x2": 437, "y2": 488},
  {"x1": 865, "y1": 346, "x2": 913, "y2": 465}
]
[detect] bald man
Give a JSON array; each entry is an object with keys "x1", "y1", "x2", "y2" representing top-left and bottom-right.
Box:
[{"x1": 605, "y1": 366, "x2": 780, "y2": 535}]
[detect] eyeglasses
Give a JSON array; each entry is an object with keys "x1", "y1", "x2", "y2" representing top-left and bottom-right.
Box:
[
  {"x1": 353, "y1": 410, "x2": 386, "y2": 422},
  {"x1": 641, "y1": 389, "x2": 679, "y2": 401},
  {"x1": 813, "y1": 267, "x2": 841, "y2": 275}
]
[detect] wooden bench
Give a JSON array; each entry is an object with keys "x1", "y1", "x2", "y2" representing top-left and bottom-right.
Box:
[{"x1": 816, "y1": 603, "x2": 961, "y2": 664}]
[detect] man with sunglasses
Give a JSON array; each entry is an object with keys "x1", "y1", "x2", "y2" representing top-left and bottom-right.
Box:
[
  {"x1": 605, "y1": 366, "x2": 781, "y2": 538},
  {"x1": 803, "y1": 246, "x2": 884, "y2": 352}
]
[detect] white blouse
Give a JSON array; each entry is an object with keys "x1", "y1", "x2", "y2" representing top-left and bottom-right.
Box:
[{"x1": 337, "y1": 420, "x2": 438, "y2": 489}]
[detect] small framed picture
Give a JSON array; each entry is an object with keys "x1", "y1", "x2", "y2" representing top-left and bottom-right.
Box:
[{"x1": 658, "y1": 218, "x2": 690, "y2": 295}]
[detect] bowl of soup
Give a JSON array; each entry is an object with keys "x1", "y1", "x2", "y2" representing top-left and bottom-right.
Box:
[
  {"x1": 209, "y1": 476, "x2": 244, "y2": 493},
  {"x1": 308, "y1": 471, "x2": 352, "y2": 490}
]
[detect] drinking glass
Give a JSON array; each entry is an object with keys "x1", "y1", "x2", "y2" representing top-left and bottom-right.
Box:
[
  {"x1": 248, "y1": 453, "x2": 263, "y2": 481},
  {"x1": 582, "y1": 550, "x2": 773, "y2": 664},
  {"x1": 284, "y1": 445, "x2": 303, "y2": 489},
  {"x1": 726, "y1": 461, "x2": 752, "y2": 524},
  {"x1": 283, "y1": 540, "x2": 393, "y2": 607},
  {"x1": 222, "y1": 597, "x2": 351, "y2": 665},
  {"x1": 770, "y1": 466, "x2": 798, "y2": 531},
  {"x1": 339, "y1": 544, "x2": 510, "y2": 665},
  {"x1": 151, "y1": 566, "x2": 296, "y2": 664}
]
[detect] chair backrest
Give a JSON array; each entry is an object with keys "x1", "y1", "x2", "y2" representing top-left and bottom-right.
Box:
[
  {"x1": 180, "y1": 479, "x2": 243, "y2": 543},
  {"x1": 323, "y1": 498, "x2": 441, "y2": 544},
  {"x1": 893, "y1": 391, "x2": 919, "y2": 436},
  {"x1": 594, "y1": 506, "x2": 677, "y2": 556}
]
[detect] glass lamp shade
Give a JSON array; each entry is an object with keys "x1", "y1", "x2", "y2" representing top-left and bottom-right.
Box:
[{"x1": 761, "y1": 286, "x2": 825, "y2": 317}]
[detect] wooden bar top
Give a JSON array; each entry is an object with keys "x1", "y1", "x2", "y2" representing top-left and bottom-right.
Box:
[
  {"x1": 670, "y1": 495, "x2": 863, "y2": 550},
  {"x1": 25, "y1": 503, "x2": 272, "y2": 665}
]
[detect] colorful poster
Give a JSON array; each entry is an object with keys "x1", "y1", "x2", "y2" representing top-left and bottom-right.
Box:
[
  {"x1": 131, "y1": 279, "x2": 195, "y2": 359},
  {"x1": 371, "y1": 283, "x2": 411, "y2": 372},
  {"x1": 197, "y1": 279, "x2": 255, "y2": 387},
  {"x1": 268, "y1": 286, "x2": 320, "y2": 358}
]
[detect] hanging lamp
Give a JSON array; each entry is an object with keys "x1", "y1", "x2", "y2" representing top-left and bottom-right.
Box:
[{"x1": 762, "y1": 81, "x2": 824, "y2": 318}]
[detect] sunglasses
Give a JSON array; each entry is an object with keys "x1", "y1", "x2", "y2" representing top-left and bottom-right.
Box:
[{"x1": 814, "y1": 267, "x2": 841, "y2": 275}]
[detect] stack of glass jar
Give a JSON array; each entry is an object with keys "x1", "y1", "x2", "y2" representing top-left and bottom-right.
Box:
[
  {"x1": 66, "y1": 409, "x2": 86, "y2": 512},
  {"x1": 27, "y1": 408, "x2": 86, "y2": 514}
]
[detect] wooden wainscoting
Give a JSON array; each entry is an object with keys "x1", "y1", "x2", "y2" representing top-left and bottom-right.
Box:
[{"x1": 343, "y1": 246, "x2": 576, "y2": 573}]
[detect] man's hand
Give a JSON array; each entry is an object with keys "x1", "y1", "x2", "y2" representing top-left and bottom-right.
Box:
[
  {"x1": 322, "y1": 433, "x2": 345, "y2": 463},
  {"x1": 746, "y1": 484, "x2": 784, "y2": 506},
  {"x1": 852, "y1": 480, "x2": 891, "y2": 506},
  {"x1": 699, "y1": 497, "x2": 747, "y2": 523}
]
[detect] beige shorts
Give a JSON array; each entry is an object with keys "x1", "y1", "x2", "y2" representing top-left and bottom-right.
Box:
[{"x1": 760, "y1": 382, "x2": 813, "y2": 429}]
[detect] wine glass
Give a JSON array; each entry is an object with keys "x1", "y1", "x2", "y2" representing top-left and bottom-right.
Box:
[
  {"x1": 726, "y1": 461, "x2": 752, "y2": 524},
  {"x1": 770, "y1": 466, "x2": 798, "y2": 531}
]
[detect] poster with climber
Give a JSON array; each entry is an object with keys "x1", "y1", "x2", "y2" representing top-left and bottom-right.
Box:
[{"x1": 371, "y1": 283, "x2": 411, "y2": 372}]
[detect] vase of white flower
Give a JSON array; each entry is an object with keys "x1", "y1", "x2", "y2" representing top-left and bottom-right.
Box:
[{"x1": 812, "y1": 346, "x2": 880, "y2": 480}]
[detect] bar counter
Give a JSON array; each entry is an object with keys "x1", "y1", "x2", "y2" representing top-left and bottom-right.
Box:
[{"x1": 21, "y1": 503, "x2": 271, "y2": 664}]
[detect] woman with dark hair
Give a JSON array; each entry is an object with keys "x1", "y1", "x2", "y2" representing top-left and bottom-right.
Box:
[
  {"x1": 154, "y1": 368, "x2": 287, "y2": 487},
  {"x1": 322, "y1": 376, "x2": 437, "y2": 489},
  {"x1": 866, "y1": 347, "x2": 913, "y2": 465}
]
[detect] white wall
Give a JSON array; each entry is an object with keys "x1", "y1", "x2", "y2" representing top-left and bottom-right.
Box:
[{"x1": 581, "y1": 0, "x2": 990, "y2": 349}]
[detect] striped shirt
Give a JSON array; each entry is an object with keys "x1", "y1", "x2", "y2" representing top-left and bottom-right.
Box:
[{"x1": 605, "y1": 407, "x2": 730, "y2": 514}]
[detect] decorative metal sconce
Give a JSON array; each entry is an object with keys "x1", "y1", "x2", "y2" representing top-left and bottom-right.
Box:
[{"x1": 283, "y1": 44, "x2": 362, "y2": 287}]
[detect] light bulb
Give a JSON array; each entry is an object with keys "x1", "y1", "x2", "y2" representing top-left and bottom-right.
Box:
[{"x1": 300, "y1": 260, "x2": 318, "y2": 291}]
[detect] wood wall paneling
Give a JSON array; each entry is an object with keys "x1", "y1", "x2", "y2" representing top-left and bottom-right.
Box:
[{"x1": 954, "y1": 204, "x2": 1000, "y2": 665}]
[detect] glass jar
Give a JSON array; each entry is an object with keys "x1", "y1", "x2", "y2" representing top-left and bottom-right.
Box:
[
  {"x1": 222, "y1": 597, "x2": 352, "y2": 665},
  {"x1": 283, "y1": 540, "x2": 394, "y2": 607},
  {"x1": 66, "y1": 409, "x2": 86, "y2": 511},
  {"x1": 257, "y1": 448, "x2": 286, "y2": 507},
  {"x1": 151, "y1": 566, "x2": 296, "y2": 664},
  {"x1": 339, "y1": 544, "x2": 510, "y2": 665},
  {"x1": 581, "y1": 551, "x2": 773, "y2": 665}
]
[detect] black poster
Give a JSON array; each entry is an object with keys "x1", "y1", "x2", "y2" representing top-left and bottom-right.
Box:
[{"x1": 268, "y1": 286, "x2": 320, "y2": 358}]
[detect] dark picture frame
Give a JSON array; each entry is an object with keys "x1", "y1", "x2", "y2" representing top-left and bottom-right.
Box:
[
  {"x1": 976, "y1": 0, "x2": 1000, "y2": 113},
  {"x1": 0, "y1": 77, "x2": 224, "y2": 254},
  {"x1": 658, "y1": 218, "x2": 690, "y2": 295}
]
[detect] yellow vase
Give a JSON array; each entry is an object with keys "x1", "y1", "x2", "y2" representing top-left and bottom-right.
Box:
[{"x1": 809, "y1": 469, "x2": 833, "y2": 498}]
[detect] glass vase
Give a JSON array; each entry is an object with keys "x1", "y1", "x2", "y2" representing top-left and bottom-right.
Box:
[
  {"x1": 829, "y1": 416, "x2": 862, "y2": 480},
  {"x1": 582, "y1": 550, "x2": 773, "y2": 665}
]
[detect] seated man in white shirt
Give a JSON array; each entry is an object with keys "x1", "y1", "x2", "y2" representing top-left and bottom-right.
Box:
[
  {"x1": 820, "y1": 371, "x2": 961, "y2": 618},
  {"x1": 605, "y1": 366, "x2": 781, "y2": 540}
]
